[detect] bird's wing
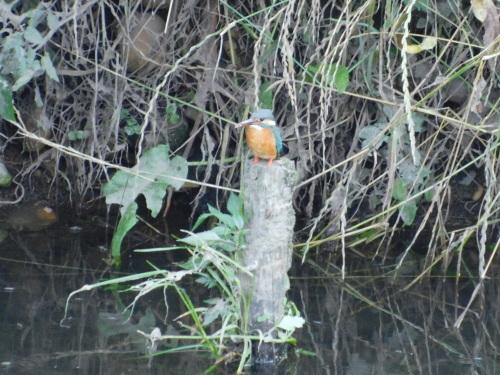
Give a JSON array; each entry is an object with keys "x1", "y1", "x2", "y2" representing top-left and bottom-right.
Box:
[{"x1": 272, "y1": 126, "x2": 283, "y2": 155}]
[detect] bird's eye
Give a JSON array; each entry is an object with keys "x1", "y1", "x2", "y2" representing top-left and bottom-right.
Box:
[{"x1": 259, "y1": 118, "x2": 264, "y2": 121}]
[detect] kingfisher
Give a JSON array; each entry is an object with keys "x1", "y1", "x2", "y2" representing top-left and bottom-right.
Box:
[{"x1": 235, "y1": 109, "x2": 283, "y2": 166}]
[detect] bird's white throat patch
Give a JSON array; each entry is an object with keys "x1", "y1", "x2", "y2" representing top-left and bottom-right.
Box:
[{"x1": 250, "y1": 124, "x2": 264, "y2": 130}]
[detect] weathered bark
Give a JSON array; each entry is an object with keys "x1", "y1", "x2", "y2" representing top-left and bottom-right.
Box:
[{"x1": 240, "y1": 158, "x2": 296, "y2": 363}]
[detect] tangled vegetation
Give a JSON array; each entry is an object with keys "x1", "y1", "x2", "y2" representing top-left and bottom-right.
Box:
[
  {"x1": 1, "y1": 0, "x2": 498, "y2": 370},
  {"x1": 2, "y1": 0, "x2": 497, "y2": 261}
]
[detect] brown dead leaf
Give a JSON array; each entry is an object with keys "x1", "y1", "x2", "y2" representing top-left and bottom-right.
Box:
[
  {"x1": 470, "y1": 78, "x2": 487, "y2": 116},
  {"x1": 481, "y1": 0, "x2": 500, "y2": 48},
  {"x1": 472, "y1": 0, "x2": 499, "y2": 75}
]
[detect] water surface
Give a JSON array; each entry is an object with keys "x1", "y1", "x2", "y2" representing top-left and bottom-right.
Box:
[{"x1": 1, "y1": 224, "x2": 497, "y2": 374}]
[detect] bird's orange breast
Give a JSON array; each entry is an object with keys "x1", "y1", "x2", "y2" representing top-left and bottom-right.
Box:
[{"x1": 245, "y1": 126, "x2": 278, "y2": 160}]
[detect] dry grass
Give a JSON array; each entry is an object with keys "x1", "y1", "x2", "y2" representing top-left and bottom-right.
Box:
[{"x1": 2, "y1": 0, "x2": 498, "y2": 274}]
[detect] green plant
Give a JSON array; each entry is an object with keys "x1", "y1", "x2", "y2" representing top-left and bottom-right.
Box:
[
  {"x1": 304, "y1": 62, "x2": 350, "y2": 93},
  {"x1": 166, "y1": 105, "x2": 181, "y2": 124},
  {"x1": 102, "y1": 145, "x2": 188, "y2": 264},
  {"x1": 63, "y1": 192, "x2": 303, "y2": 372},
  {"x1": 135, "y1": 193, "x2": 303, "y2": 370},
  {"x1": 0, "y1": 3, "x2": 60, "y2": 121}
]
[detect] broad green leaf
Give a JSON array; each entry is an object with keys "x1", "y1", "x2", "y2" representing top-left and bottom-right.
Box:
[
  {"x1": 0, "y1": 79, "x2": 15, "y2": 121},
  {"x1": 329, "y1": 64, "x2": 350, "y2": 93},
  {"x1": 259, "y1": 81, "x2": 273, "y2": 110},
  {"x1": 208, "y1": 205, "x2": 235, "y2": 229},
  {"x1": 305, "y1": 62, "x2": 350, "y2": 93},
  {"x1": 359, "y1": 124, "x2": 388, "y2": 149},
  {"x1": 398, "y1": 159, "x2": 418, "y2": 185},
  {"x1": 232, "y1": 214, "x2": 244, "y2": 231},
  {"x1": 399, "y1": 201, "x2": 417, "y2": 226},
  {"x1": 226, "y1": 192, "x2": 241, "y2": 216},
  {"x1": 111, "y1": 202, "x2": 139, "y2": 263},
  {"x1": 202, "y1": 298, "x2": 226, "y2": 326},
  {"x1": 195, "y1": 275, "x2": 216, "y2": 288},
  {"x1": 393, "y1": 177, "x2": 407, "y2": 201},
  {"x1": 27, "y1": 9, "x2": 44, "y2": 28},
  {"x1": 12, "y1": 68, "x2": 39, "y2": 91},
  {"x1": 47, "y1": 12, "x2": 60, "y2": 31},
  {"x1": 103, "y1": 145, "x2": 188, "y2": 218},
  {"x1": 41, "y1": 53, "x2": 59, "y2": 82},
  {"x1": 24, "y1": 26, "x2": 44, "y2": 44},
  {"x1": 278, "y1": 315, "x2": 305, "y2": 331}
]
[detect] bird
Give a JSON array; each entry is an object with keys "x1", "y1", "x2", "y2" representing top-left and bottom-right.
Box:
[{"x1": 235, "y1": 109, "x2": 283, "y2": 166}]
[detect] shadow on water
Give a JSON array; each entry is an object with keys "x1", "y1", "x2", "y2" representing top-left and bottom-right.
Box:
[{"x1": 1, "y1": 222, "x2": 499, "y2": 374}]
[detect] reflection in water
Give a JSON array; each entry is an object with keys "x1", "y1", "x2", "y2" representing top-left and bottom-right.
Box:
[
  {"x1": 291, "y1": 256, "x2": 496, "y2": 375},
  {"x1": 0, "y1": 225, "x2": 498, "y2": 374},
  {"x1": 0, "y1": 226, "x2": 212, "y2": 374}
]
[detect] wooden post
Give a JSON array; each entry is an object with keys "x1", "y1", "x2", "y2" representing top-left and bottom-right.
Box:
[{"x1": 240, "y1": 158, "x2": 296, "y2": 364}]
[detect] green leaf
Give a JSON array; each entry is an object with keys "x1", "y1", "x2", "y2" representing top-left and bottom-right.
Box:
[
  {"x1": 0, "y1": 162, "x2": 13, "y2": 187},
  {"x1": 259, "y1": 81, "x2": 273, "y2": 110},
  {"x1": 202, "y1": 298, "x2": 226, "y2": 326},
  {"x1": 256, "y1": 313, "x2": 273, "y2": 323},
  {"x1": 278, "y1": 315, "x2": 305, "y2": 331},
  {"x1": 195, "y1": 275, "x2": 216, "y2": 288},
  {"x1": 47, "y1": 12, "x2": 60, "y2": 31},
  {"x1": 124, "y1": 122, "x2": 141, "y2": 135},
  {"x1": 358, "y1": 123, "x2": 388, "y2": 149},
  {"x1": 0, "y1": 79, "x2": 15, "y2": 121},
  {"x1": 68, "y1": 130, "x2": 90, "y2": 140},
  {"x1": 227, "y1": 193, "x2": 245, "y2": 229},
  {"x1": 168, "y1": 112, "x2": 180, "y2": 124},
  {"x1": 232, "y1": 214, "x2": 244, "y2": 231},
  {"x1": 27, "y1": 9, "x2": 44, "y2": 28},
  {"x1": 208, "y1": 205, "x2": 235, "y2": 229},
  {"x1": 392, "y1": 178, "x2": 407, "y2": 201},
  {"x1": 41, "y1": 53, "x2": 59, "y2": 82},
  {"x1": 24, "y1": 26, "x2": 44, "y2": 44},
  {"x1": 404, "y1": 0, "x2": 429, "y2": 12},
  {"x1": 305, "y1": 62, "x2": 350, "y2": 93},
  {"x1": 329, "y1": 64, "x2": 350, "y2": 93},
  {"x1": 111, "y1": 202, "x2": 139, "y2": 263},
  {"x1": 226, "y1": 192, "x2": 241, "y2": 217},
  {"x1": 191, "y1": 212, "x2": 211, "y2": 231},
  {"x1": 12, "y1": 69, "x2": 37, "y2": 91},
  {"x1": 179, "y1": 230, "x2": 221, "y2": 247},
  {"x1": 103, "y1": 145, "x2": 188, "y2": 218},
  {"x1": 399, "y1": 201, "x2": 417, "y2": 226}
]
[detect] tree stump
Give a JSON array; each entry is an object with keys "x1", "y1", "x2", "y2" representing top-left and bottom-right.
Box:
[{"x1": 240, "y1": 157, "x2": 297, "y2": 364}]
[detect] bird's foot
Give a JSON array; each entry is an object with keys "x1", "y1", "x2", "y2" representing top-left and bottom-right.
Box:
[{"x1": 253, "y1": 156, "x2": 260, "y2": 164}]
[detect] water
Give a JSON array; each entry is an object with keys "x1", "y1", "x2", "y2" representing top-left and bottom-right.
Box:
[{"x1": 1, "y1": 225, "x2": 498, "y2": 374}]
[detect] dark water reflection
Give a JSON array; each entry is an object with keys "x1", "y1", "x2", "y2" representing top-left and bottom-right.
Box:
[{"x1": 1, "y1": 225, "x2": 498, "y2": 374}]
